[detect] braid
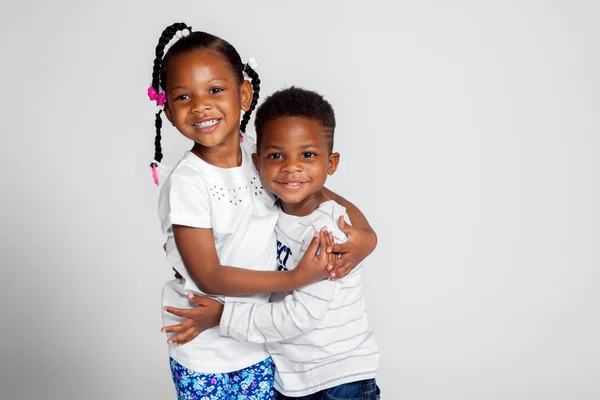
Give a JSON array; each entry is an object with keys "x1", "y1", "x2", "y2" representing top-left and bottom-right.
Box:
[
  {"x1": 240, "y1": 64, "x2": 261, "y2": 133},
  {"x1": 154, "y1": 113, "x2": 163, "y2": 162},
  {"x1": 149, "y1": 22, "x2": 190, "y2": 166}
]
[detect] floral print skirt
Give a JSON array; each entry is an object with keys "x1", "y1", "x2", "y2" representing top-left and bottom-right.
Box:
[{"x1": 170, "y1": 357, "x2": 275, "y2": 400}]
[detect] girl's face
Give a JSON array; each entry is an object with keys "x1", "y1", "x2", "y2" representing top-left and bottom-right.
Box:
[{"x1": 164, "y1": 50, "x2": 252, "y2": 149}]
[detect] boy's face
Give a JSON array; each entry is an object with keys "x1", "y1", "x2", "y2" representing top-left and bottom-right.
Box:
[{"x1": 253, "y1": 116, "x2": 339, "y2": 213}]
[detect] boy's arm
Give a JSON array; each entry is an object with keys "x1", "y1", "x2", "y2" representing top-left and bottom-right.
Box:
[
  {"x1": 321, "y1": 187, "x2": 378, "y2": 279},
  {"x1": 174, "y1": 226, "x2": 331, "y2": 296},
  {"x1": 220, "y1": 278, "x2": 341, "y2": 343},
  {"x1": 162, "y1": 281, "x2": 338, "y2": 345}
]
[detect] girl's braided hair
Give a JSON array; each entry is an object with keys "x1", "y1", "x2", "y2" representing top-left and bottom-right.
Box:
[{"x1": 148, "y1": 23, "x2": 260, "y2": 173}]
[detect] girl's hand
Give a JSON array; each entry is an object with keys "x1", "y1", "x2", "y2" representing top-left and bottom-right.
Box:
[
  {"x1": 326, "y1": 215, "x2": 377, "y2": 280},
  {"x1": 292, "y1": 228, "x2": 334, "y2": 287},
  {"x1": 162, "y1": 294, "x2": 224, "y2": 346}
]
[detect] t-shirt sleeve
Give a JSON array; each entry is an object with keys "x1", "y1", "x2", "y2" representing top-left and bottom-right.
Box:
[{"x1": 158, "y1": 175, "x2": 211, "y2": 234}]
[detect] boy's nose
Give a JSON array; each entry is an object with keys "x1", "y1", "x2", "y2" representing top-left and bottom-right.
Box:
[{"x1": 282, "y1": 158, "x2": 302, "y2": 173}]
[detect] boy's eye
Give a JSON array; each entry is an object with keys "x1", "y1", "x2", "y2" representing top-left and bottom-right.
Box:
[
  {"x1": 210, "y1": 87, "x2": 224, "y2": 94},
  {"x1": 267, "y1": 153, "x2": 283, "y2": 160},
  {"x1": 302, "y1": 152, "x2": 316, "y2": 159}
]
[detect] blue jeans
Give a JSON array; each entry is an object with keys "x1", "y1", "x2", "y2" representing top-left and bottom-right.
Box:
[{"x1": 276, "y1": 378, "x2": 381, "y2": 400}]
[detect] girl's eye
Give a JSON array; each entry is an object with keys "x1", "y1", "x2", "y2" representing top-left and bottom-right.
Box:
[
  {"x1": 267, "y1": 153, "x2": 283, "y2": 160},
  {"x1": 210, "y1": 87, "x2": 224, "y2": 94},
  {"x1": 174, "y1": 94, "x2": 190, "y2": 101},
  {"x1": 302, "y1": 152, "x2": 316, "y2": 159}
]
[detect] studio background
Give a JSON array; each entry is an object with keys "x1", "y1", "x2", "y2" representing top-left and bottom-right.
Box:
[{"x1": 1, "y1": 1, "x2": 598, "y2": 399}]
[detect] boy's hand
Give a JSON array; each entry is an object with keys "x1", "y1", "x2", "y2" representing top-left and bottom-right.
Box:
[
  {"x1": 162, "y1": 294, "x2": 224, "y2": 346},
  {"x1": 292, "y1": 228, "x2": 333, "y2": 287},
  {"x1": 326, "y1": 215, "x2": 377, "y2": 280}
]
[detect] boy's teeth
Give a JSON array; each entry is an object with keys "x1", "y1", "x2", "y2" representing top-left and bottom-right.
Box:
[{"x1": 195, "y1": 119, "x2": 218, "y2": 128}]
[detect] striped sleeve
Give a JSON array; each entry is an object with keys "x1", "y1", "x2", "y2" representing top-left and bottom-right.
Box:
[{"x1": 219, "y1": 278, "x2": 342, "y2": 343}]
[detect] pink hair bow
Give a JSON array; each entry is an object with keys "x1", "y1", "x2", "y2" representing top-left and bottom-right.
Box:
[{"x1": 147, "y1": 86, "x2": 166, "y2": 106}]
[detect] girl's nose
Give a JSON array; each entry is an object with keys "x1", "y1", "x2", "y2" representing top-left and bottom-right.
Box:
[{"x1": 191, "y1": 95, "x2": 211, "y2": 113}]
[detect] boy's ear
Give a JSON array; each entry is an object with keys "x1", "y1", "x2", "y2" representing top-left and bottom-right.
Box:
[
  {"x1": 327, "y1": 152, "x2": 340, "y2": 175},
  {"x1": 163, "y1": 104, "x2": 174, "y2": 125},
  {"x1": 252, "y1": 153, "x2": 261, "y2": 172},
  {"x1": 240, "y1": 80, "x2": 253, "y2": 112}
]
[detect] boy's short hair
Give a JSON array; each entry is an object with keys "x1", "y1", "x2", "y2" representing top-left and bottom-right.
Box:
[{"x1": 254, "y1": 87, "x2": 336, "y2": 153}]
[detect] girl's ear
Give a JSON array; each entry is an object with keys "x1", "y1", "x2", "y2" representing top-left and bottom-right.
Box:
[
  {"x1": 240, "y1": 79, "x2": 253, "y2": 112},
  {"x1": 328, "y1": 152, "x2": 340, "y2": 175}
]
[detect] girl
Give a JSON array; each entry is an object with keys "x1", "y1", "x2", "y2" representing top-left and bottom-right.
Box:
[{"x1": 148, "y1": 22, "x2": 376, "y2": 399}]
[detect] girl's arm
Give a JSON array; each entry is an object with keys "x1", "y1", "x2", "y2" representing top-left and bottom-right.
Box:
[
  {"x1": 163, "y1": 224, "x2": 338, "y2": 346},
  {"x1": 321, "y1": 187, "x2": 378, "y2": 279},
  {"x1": 173, "y1": 225, "x2": 330, "y2": 296}
]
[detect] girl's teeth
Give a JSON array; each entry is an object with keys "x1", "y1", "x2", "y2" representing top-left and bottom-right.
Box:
[{"x1": 196, "y1": 119, "x2": 218, "y2": 128}]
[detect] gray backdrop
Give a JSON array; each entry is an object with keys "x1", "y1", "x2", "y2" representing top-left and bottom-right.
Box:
[{"x1": 1, "y1": 0, "x2": 598, "y2": 399}]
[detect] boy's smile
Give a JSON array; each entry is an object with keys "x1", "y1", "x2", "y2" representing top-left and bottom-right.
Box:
[{"x1": 253, "y1": 116, "x2": 339, "y2": 216}]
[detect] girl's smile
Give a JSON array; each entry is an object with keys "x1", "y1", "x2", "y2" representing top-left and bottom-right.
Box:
[{"x1": 192, "y1": 118, "x2": 222, "y2": 133}]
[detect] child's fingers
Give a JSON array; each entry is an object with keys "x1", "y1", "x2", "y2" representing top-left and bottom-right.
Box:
[
  {"x1": 326, "y1": 232, "x2": 337, "y2": 263},
  {"x1": 188, "y1": 293, "x2": 222, "y2": 308},
  {"x1": 161, "y1": 322, "x2": 188, "y2": 334},
  {"x1": 169, "y1": 327, "x2": 200, "y2": 346},
  {"x1": 187, "y1": 293, "x2": 208, "y2": 306},
  {"x1": 337, "y1": 215, "x2": 354, "y2": 234},
  {"x1": 327, "y1": 241, "x2": 351, "y2": 255},
  {"x1": 164, "y1": 306, "x2": 194, "y2": 319},
  {"x1": 328, "y1": 254, "x2": 352, "y2": 271},
  {"x1": 305, "y1": 231, "x2": 321, "y2": 257},
  {"x1": 168, "y1": 329, "x2": 190, "y2": 345},
  {"x1": 163, "y1": 320, "x2": 195, "y2": 343},
  {"x1": 326, "y1": 231, "x2": 334, "y2": 247},
  {"x1": 329, "y1": 262, "x2": 352, "y2": 280},
  {"x1": 318, "y1": 229, "x2": 329, "y2": 263}
]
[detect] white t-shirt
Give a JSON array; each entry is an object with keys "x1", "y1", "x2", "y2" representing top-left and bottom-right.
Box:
[
  {"x1": 220, "y1": 200, "x2": 379, "y2": 396},
  {"x1": 158, "y1": 139, "x2": 278, "y2": 373}
]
